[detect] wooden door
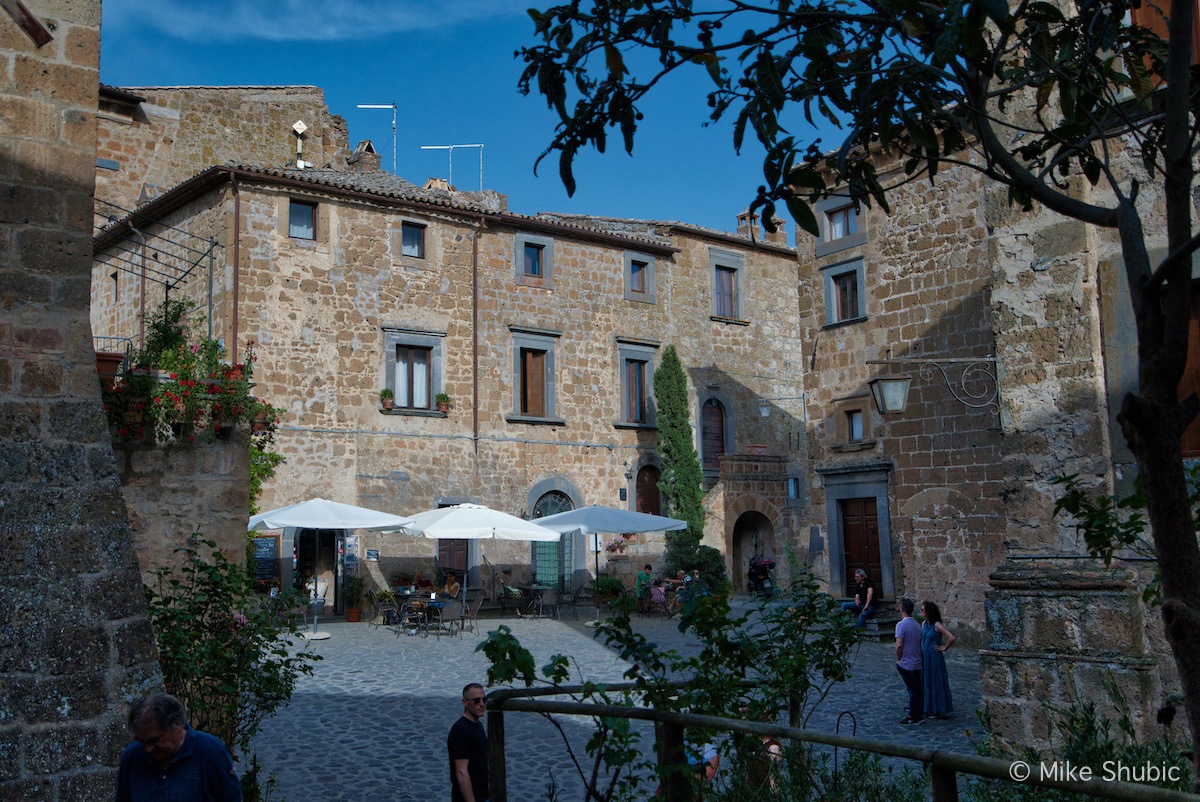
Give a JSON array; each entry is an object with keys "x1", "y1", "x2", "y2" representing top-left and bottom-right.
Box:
[
  {"x1": 636, "y1": 465, "x2": 662, "y2": 515},
  {"x1": 701, "y1": 399, "x2": 725, "y2": 469},
  {"x1": 840, "y1": 498, "x2": 880, "y2": 596},
  {"x1": 438, "y1": 539, "x2": 468, "y2": 575}
]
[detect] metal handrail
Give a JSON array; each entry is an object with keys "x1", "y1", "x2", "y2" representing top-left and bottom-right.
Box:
[{"x1": 484, "y1": 689, "x2": 1199, "y2": 802}]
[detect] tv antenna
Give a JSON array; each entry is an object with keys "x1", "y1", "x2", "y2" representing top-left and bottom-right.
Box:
[
  {"x1": 356, "y1": 102, "x2": 397, "y2": 174},
  {"x1": 420, "y1": 144, "x2": 484, "y2": 191}
]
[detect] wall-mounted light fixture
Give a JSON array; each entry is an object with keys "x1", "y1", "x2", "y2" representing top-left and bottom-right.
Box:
[
  {"x1": 758, "y1": 394, "x2": 806, "y2": 417},
  {"x1": 865, "y1": 356, "x2": 999, "y2": 415}
]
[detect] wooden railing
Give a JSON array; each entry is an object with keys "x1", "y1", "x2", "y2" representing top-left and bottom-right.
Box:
[{"x1": 486, "y1": 685, "x2": 1199, "y2": 802}]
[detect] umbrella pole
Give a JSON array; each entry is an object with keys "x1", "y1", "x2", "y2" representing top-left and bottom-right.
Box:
[{"x1": 594, "y1": 539, "x2": 601, "y2": 624}]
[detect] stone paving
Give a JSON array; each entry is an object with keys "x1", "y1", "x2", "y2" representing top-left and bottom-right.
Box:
[{"x1": 250, "y1": 603, "x2": 982, "y2": 801}]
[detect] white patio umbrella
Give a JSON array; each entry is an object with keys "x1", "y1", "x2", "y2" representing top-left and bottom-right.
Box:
[
  {"x1": 399, "y1": 503, "x2": 561, "y2": 541},
  {"x1": 248, "y1": 498, "x2": 413, "y2": 639},
  {"x1": 248, "y1": 497, "x2": 412, "y2": 532},
  {"x1": 535, "y1": 504, "x2": 688, "y2": 624}
]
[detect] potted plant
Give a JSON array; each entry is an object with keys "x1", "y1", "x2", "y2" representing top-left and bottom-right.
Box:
[
  {"x1": 435, "y1": 392, "x2": 451, "y2": 412},
  {"x1": 590, "y1": 575, "x2": 625, "y2": 606},
  {"x1": 343, "y1": 576, "x2": 366, "y2": 622},
  {"x1": 380, "y1": 387, "x2": 395, "y2": 410}
]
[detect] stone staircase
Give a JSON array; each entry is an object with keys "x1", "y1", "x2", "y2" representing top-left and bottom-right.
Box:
[{"x1": 839, "y1": 599, "x2": 900, "y2": 642}]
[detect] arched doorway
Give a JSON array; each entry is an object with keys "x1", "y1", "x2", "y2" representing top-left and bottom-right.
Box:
[
  {"x1": 731, "y1": 511, "x2": 775, "y2": 593},
  {"x1": 532, "y1": 490, "x2": 574, "y2": 589},
  {"x1": 636, "y1": 465, "x2": 662, "y2": 515}
]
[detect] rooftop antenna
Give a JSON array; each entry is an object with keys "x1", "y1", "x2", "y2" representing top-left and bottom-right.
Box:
[
  {"x1": 357, "y1": 102, "x2": 397, "y2": 173},
  {"x1": 420, "y1": 144, "x2": 484, "y2": 191}
]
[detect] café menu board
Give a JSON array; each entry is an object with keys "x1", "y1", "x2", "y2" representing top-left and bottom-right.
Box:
[{"x1": 253, "y1": 535, "x2": 280, "y2": 583}]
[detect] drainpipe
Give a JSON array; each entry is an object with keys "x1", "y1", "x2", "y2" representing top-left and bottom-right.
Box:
[
  {"x1": 472, "y1": 217, "x2": 482, "y2": 454},
  {"x1": 130, "y1": 226, "x2": 147, "y2": 349},
  {"x1": 230, "y1": 170, "x2": 241, "y2": 363}
]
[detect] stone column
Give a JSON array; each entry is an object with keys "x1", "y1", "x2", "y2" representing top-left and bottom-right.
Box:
[
  {"x1": 980, "y1": 557, "x2": 1173, "y2": 751},
  {"x1": 0, "y1": 2, "x2": 161, "y2": 799}
]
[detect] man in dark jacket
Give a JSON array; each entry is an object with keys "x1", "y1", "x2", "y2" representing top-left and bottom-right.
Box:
[{"x1": 448, "y1": 682, "x2": 489, "y2": 802}]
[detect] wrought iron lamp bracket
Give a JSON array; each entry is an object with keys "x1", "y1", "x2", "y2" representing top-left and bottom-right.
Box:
[{"x1": 865, "y1": 357, "x2": 1000, "y2": 415}]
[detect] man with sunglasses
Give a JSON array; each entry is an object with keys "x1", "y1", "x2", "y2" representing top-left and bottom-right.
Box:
[{"x1": 448, "y1": 683, "x2": 489, "y2": 802}]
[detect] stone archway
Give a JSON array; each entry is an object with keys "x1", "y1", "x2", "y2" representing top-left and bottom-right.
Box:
[{"x1": 731, "y1": 511, "x2": 775, "y2": 592}]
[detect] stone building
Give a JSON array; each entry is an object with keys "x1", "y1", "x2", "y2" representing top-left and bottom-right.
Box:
[
  {"x1": 0, "y1": 2, "x2": 160, "y2": 799},
  {"x1": 90, "y1": 137, "x2": 802, "y2": 609},
  {"x1": 794, "y1": 142, "x2": 1183, "y2": 745}
]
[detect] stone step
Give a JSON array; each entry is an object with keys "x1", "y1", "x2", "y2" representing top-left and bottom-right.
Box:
[{"x1": 838, "y1": 599, "x2": 900, "y2": 642}]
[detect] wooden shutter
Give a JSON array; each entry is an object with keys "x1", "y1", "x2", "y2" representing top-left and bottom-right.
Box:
[
  {"x1": 522, "y1": 349, "x2": 546, "y2": 416},
  {"x1": 702, "y1": 399, "x2": 725, "y2": 469}
]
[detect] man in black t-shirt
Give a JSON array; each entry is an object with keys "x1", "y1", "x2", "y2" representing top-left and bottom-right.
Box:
[
  {"x1": 840, "y1": 569, "x2": 878, "y2": 627},
  {"x1": 448, "y1": 682, "x2": 489, "y2": 802}
]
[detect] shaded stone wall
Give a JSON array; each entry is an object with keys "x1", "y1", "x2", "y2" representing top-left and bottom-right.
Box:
[
  {"x1": 797, "y1": 157, "x2": 1006, "y2": 643},
  {"x1": 112, "y1": 437, "x2": 250, "y2": 574},
  {"x1": 0, "y1": 2, "x2": 160, "y2": 799},
  {"x1": 981, "y1": 558, "x2": 1171, "y2": 746}
]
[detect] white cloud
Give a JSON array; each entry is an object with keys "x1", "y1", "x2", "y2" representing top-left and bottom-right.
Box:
[{"x1": 103, "y1": 0, "x2": 531, "y2": 43}]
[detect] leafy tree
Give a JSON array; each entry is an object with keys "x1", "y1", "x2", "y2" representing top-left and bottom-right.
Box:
[
  {"x1": 519, "y1": 0, "x2": 1200, "y2": 778},
  {"x1": 653, "y1": 345, "x2": 706, "y2": 576}
]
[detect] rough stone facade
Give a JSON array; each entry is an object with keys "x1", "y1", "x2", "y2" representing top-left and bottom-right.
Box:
[
  {"x1": 90, "y1": 156, "x2": 802, "y2": 608},
  {"x1": 112, "y1": 437, "x2": 249, "y2": 574},
  {"x1": 0, "y1": 3, "x2": 160, "y2": 800},
  {"x1": 95, "y1": 85, "x2": 350, "y2": 214}
]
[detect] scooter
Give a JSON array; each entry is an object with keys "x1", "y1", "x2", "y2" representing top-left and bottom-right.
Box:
[{"x1": 747, "y1": 555, "x2": 776, "y2": 597}]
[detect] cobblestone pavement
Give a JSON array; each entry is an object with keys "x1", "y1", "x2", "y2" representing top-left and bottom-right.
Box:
[{"x1": 250, "y1": 603, "x2": 982, "y2": 801}]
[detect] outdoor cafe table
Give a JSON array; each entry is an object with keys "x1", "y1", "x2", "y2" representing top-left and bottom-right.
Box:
[{"x1": 392, "y1": 590, "x2": 446, "y2": 635}]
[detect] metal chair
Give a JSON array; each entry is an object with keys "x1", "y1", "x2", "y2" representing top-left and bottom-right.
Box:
[
  {"x1": 463, "y1": 595, "x2": 484, "y2": 635},
  {"x1": 395, "y1": 599, "x2": 428, "y2": 637},
  {"x1": 641, "y1": 586, "x2": 670, "y2": 617},
  {"x1": 560, "y1": 583, "x2": 590, "y2": 620},
  {"x1": 431, "y1": 600, "x2": 465, "y2": 638},
  {"x1": 536, "y1": 588, "x2": 560, "y2": 620}
]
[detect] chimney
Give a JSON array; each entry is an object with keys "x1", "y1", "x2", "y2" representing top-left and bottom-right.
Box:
[
  {"x1": 736, "y1": 209, "x2": 760, "y2": 241},
  {"x1": 764, "y1": 215, "x2": 788, "y2": 246},
  {"x1": 348, "y1": 139, "x2": 381, "y2": 173}
]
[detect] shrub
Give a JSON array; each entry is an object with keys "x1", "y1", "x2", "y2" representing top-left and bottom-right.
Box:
[{"x1": 143, "y1": 537, "x2": 321, "y2": 758}]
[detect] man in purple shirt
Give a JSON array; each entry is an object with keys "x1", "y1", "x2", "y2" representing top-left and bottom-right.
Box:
[
  {"x1": 116, "y1": 692, "x2": 242, "y2": 802},
  {"x1": 894, "y1": 598, "x2": 924, "y2": 725}
]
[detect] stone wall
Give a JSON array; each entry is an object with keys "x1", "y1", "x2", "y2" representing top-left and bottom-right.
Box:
[
  {"x1": 980, "y1": 558, "x2": 1172, "y2": 747},
  {"x1": 0, "y1": 2, "x2": 160, "y2": 799},
  {"x1": 95, "y1": 85, "x2": 349, "y2": 214},
  {"x1": 111, "y1": 436, "x2": 250, "y2": 575}
]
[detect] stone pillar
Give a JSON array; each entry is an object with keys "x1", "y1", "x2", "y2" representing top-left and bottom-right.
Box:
[
  {"x1": 980, "y1": 557, "x2": 1171, "y2": 751},
  {"x1": 0, "y1": 3, "x2": 161, "y2": 799}
]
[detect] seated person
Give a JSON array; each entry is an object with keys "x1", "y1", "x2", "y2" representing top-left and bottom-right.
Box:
[
  {"x1": 840, "y1": 569, "x2": 878, "y2": 628},
  {"x1": 635, "y1": 563, "x2": 653, "y2": 611},
  {"x1": 649, "y1": 580, "x2": 667, "y2": 607},
  {"x1": 441, "y1": 572, "x2": 461, "y2": 599},
  {"x1": 413, "y1": 570, "x2": 435, "y2": 590}
]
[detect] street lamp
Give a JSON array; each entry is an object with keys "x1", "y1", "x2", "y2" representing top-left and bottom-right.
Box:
[
  {"x1": 865, "y1": 355, "x2": 998, "y2": 415},
  {"x1": 868, "y1": 374, "x2": 913, "y2": 414}
]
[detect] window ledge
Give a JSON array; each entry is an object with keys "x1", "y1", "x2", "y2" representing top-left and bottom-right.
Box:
[
  {"x1": 505, "y1": 414, "x2": 566, "y2": 426},
  {"x1": 822, "y1": 315, "x2": 868, "y2": 330},
  {"x1": 710, "y1": 315, "x2": 750, "y2": 326},
  {"x1": 380, "y1": 407, "x2": 448, "y2": 418},
  {"x1": 833, "y1": 439, "x2": 877, "y2": 453},
  {"x1": 613, "y1": 421, "x2": 657, "y2": 431}
]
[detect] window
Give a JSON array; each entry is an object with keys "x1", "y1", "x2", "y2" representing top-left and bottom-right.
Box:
[
  {"x1": 788, "y1": 477, "x2": 803, "y2": 499},
  {"x1": 288, "y1": 200, "x2": 316, "y2": 240},
  {"x1": 702, "y1": 399, "x2": 726, "y2": 470},
  {"x1": 826, "y1": 204, "x2": 857, "y2": 241},
  {"x1": 509, "y1": 326, "x2": 562, "y2": 422},
  {"x1": 709, "y1": 247, "x2": 745, "y2": 320},
  {"x1": 822, "y1": 259, "x2": 867, "y2": 325},
  {"x1": 624, "y1": 251, "x2": 657, "y2": 302},
  {"x1": 617, "y1": 339, "x2": 658, "y2": 426},
  {"x1": 520, "y1": 349, "x2": 547, "y2": 416},
  {"x1": 524, "y1": 243, "x2": 543, "y2": 277},
  {"x1": 382, "y1": 327, "x2": 445, "y2": 413},
  {"x1": 814, "y1": 196, "x2": 867, "y2": 256},
  {"x1": 395, "y1": 345, "x2": 432, "y2": 409},
  {"x1": 514, "y1": 233, "x2": 555, "y2": 287},
  {"x1": 401, "y1": 222, "x2": 425, "y2": 258},
  {"x1": 846, "y1": 409, "x2": 864, "y2": 442}
]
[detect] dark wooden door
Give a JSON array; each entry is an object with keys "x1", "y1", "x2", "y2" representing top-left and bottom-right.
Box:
[
  {"x1": 437, "y1": 539, "x2": 468, "y2": 575},
  {"x1": 701, "y1": 399, "x2": 725, "y2": 469},
  {"x1": 636, "y1": 466, "x2": 662, "y2": 515},
  {"x1": 840, "y1": 498, "x2": 880, "y2": 596}
]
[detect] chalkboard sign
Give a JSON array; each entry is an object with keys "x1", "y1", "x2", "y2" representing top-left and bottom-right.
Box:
[{"x1": 252, "y1": 535, "x2": 280, "y2": 586}]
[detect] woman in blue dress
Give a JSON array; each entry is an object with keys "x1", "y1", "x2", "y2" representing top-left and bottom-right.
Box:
[{"x1": 920, "y1": 601, "x2": 956, "y2": 718}]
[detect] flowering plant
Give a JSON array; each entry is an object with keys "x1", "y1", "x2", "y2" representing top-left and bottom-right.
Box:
[{"x1": 605, "y1": 536, "x2": 626, "y2": 553}]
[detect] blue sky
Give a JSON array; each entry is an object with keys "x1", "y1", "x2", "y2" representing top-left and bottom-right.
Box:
[{"x1": 98, "y1": 0, "x2": 793, "y2": 242}]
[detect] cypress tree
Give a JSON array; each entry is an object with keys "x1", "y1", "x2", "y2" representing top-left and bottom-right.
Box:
[{"x1": 653, "y1": 345, "x2": 705, "y2": 573}]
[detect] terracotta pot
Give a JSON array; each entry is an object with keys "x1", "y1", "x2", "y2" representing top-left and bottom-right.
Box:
[
  {"x1": 344, "y1": 607, "x2": 362, "y2": 623},
  {"x1": 437, "y1": 401, "x2": 449, "y2": 413},
  {"x1": 382, "y1": 398, "x2": 395, "y2": 410},
  {"x1": 95, "y1": 351, "x2": 125, "y2": 390}
]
